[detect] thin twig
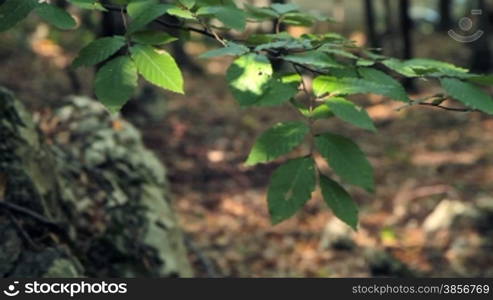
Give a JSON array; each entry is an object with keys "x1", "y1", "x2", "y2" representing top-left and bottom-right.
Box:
[
  {"x1": 292, "y1": 64, "x2": 317, "y2": 155},
  {"x1": 416, "y1": 102, "x2": 477, "y2": 112},
  {"x1": 397, "y1": 98, "x2": 478, "y2": 113},
  {"x1": 102, "y1": 3, "x2": 482, "y2": 115},
  {"x1": 0, "y1": 201, "x2": 62, "y2": 230},
  {"x1": 102, "y1": 3, "x2": 218, "y2": 40},
  {"x1": 184, "y1": 235, "x2": 220, "y2": 278},
  {"x1": 7, "y1": 212, "x2": 43, "y2": 251}
]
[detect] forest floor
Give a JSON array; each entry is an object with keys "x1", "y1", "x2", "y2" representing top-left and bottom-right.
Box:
[
  {"x1": 156, "y1": 68, "x2": 493, "y2": 277},
  {"x1": 1, "y1": 26, "x2": 493, "y2": 277}
]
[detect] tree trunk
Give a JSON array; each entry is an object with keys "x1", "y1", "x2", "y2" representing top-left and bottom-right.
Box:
[
  {"x1": 364, "y1": 0, "x2": 379, "y2": 48},
  {"x1": 399, "y1": 0, "x2": 413, "y2": 60},
  {"x1": 0, "y1": 88, "x2": 192, "y2": 277},
  {"x1": 399, "y1": 0, "x2": 414, "y2": 89},
  {"x1": 438, "y1": 0, "x2": 452, "y2": 31},
  {"x1": 470, "y1": 0, "x2": 492, "y2": 72}
]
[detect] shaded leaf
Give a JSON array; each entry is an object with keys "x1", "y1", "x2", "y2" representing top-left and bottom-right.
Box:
[
  {"x1": 0, "y1": 0, "x2": 38, "y2": 32},
  {"x1": 199, "y1": 42, "x2": 249, "y2": 58},
  {"x1": 254, "y1": 78, "x2": 299, "y2": 107},
  {"x1": 179, "y1": 0, "x2": 195, "y2": 9},
  {"x1": 325, "y1": 97, "x2": 376, "y2": 132},
  {"x1": 467, "y1": 74, "x2": 493, "y2": 86},
  {"x1": 271, "y1": 3, "x2": 299, "y2": 15},
  {"x1": 283, "y1": 51, "x2": 343, "y2": 68},
  {"x1": 127, "y1": 3, "x2": 171, "y2": 33},
  {"x1": 35, "y1": 3, "x2": 77, "y2": 30},
  {"x1": 313, "y1": 75, "x2": 408, "y2": 102},
  {"x1": 358, "y1": 68, "x2": 409, "y2": 102},
  {"x1": 383, "y1": 58, "x2": 470, "y2": 78},
  {"x1": 68, "y1": 0, "x2": 106, "y2": 10},
  {"x1": 268, "y1": 157, "x2": 316, "y2": 224},
  {"x1": 72, "y1": 36, "x2": 126, "y2": 68},
  {"x1": 246, "y1": 121, "x2": 309, "y2": 166},
  {"x1": 167, "y1": 6, "x2": 195, "y2": 19},
  {"x1": 441, "y1": 78, "x2": 493, "y2": 114},
  {"x1": 131, "y1": 30, "x2": 177, "y2": 45},
  {"x1": 95, "y1": 56, "x2": 138, "y2": 113},
  {"x1": 316, "y1": 133, "x2": 374, "y2": 192},
  {"x1": 320, "y1": 175, "x2": 358, "y2": 230}
]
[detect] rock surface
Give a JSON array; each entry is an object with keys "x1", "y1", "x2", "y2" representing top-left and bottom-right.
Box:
[{"x1": 0, "y1": 88, "x2": 192, "y2": 277}]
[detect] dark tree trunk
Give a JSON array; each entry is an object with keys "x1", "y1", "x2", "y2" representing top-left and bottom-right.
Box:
[
  {"x1": 382, "y1": 0, "x2": 398, "y2": 57},
  {"x1": 470, "y1": 0, "x2": 492, "y2": 72},
  {"x1": 399, "y1": 0, "x2": 413, "y2": 60},
  {"x1": 364, "y1": 0, "x2": 380, "y2": 48},
  {"x1": 438, "y1": 0, "x2": 452, "y2": 31},
  {"x1": 399, "y1": 0, "x2": 414, "y2": 90}
]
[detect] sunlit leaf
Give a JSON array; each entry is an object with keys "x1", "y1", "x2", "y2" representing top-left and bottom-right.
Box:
[{"x1": 131, "y1": 44, "x2": 184, "y2": 94}]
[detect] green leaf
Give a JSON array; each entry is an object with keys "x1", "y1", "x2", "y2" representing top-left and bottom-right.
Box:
[
  {"x1": 356, "y1": 59, "x2": 375, "y2": 67},
  {"x1": 270, "y1": 3, "x2": 299, "y2": 15},
  {"x1": 325, "y1": 97, "x2": 376, "y2": 132},
  {"x1": 320, "y1": 175, "x2": 358, "y2": 230},
  {"x1": 316, "y1": 133, "x2": 374, "y2": 192},
  {"x1": 244, "y1": 3, "x2": 278, "y2": 20},
  {"x1": 441, "y1": 78, "x2": 493, "y2": 114},
  {"x1": 283, "y1": 51, "x2": 343, "y2": 69},
  {"x1": 246, "y1": 121, "x2": 309, "y2": 166},
  {"x1": 197, "y1": 5, "x2": 246, "y2": 30},
  {"x1": 68, "y1": 0, "x2": 106, "y2": 11},
  {"x1": 319, "y1": 46, "x2": 358, "y2": 59},
  {"x1": 35, "y1": 3, "x2": 77, "y2": 30},
  {"x1": 95, "y1": 56, "x2": 138, "y2": 113},
  {"x1": 467, "y1": 74, "x2": 493, "y2": 86},
  {"x1": 310, "y1": 104, "x2": 334, "y2": 120},
  {"x1": 72, "y1": 36, "x2": 126, "y2": 68},
  {"x1": 358, "y1": 68, "x2": 409, "y2": 102},
  {"x1": 281, "y1": 12, "x2": 316, "y2": 27},
  {"x1": 0, "y1": 0, "x2": 38, "y2": 32},
  {"x1": 254, "y1": 78, "x2": 299, "y2": 107},
  {"x1": 226, "y1": 54, "x2": 273, "y2": 106},
  {"x1": 131, "y1": 30, "x2": 177, "y2": 45},
  {"x1": 179, "y1": 0, "x2": 195, "y2": 9},
  {"x1": 127, "y1": 3, "x2": 171, "y2": 33},
  {"x1": 127, "y1": 0, "x2": 157, "y2": 18},
  {"x1": 313, "y1": 75, "x2": 408, "y2": 102},
  {"x1": 255, "y1": 38, "x2": 311, "y2": 51},
  {"x1": 131, "y1": 44, "x2": 184, "y2": 94},
  {"x1": 383, "y1": 58, "x2": 470, "y2": 78},
  {"x1": 213, "y1": 6, "x2": 246, "y2": 31},
  {"x1": 167, "y1": 6, "x2": 195, "y2": 19},
  {"x1": 267, "y1": 157, "x2": 317, "y2": 224},
  {"x1": 199, "y1": 42, "x2": 249, "y2": 58}
]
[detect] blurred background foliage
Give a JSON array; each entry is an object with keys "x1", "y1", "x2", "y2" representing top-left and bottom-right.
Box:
[{"x1": 1, "y1": 0, "x2": 493, "y2": 277}]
